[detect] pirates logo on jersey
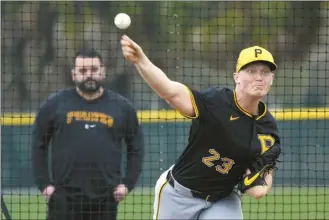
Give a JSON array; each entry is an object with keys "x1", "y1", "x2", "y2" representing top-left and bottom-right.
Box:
[{"x1": 257, "y1": 134, "x2": 275, "y2": 154}]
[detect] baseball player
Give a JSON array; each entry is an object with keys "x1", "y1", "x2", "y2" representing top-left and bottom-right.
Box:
[
  {"x1": 31, "y1": 49, "x2": 144, "y2": 220},
  {"x1": 121, "y1": 35, "x2": 281, "y2": 219}
]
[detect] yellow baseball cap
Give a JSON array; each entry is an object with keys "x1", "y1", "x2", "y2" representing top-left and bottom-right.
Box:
[{"x1": 235, "y1": 46, "x2": 277, "y2": 72}]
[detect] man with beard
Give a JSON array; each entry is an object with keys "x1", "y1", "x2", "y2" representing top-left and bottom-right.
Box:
[{"x1": 31, "y1": 49, "x2": 144, "y2": 220}]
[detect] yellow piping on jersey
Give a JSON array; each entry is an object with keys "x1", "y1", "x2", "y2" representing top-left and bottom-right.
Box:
[
  {"x1": 233, "y1": 90, "x2": 267, "y2": 120},
  {"x1": 177, "y1": 86, "x2": 199, "y2": 119},
  {"x1": 155, "y1": 181, "x2": 168, "y2": 220}
]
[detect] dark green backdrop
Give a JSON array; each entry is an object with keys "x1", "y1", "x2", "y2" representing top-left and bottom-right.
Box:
[{"x1": 2, "y1": 120, "x2": 329, "y2": 189}]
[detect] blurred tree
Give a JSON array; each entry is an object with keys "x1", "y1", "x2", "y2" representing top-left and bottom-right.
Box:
[
  {"x1": 276, "y1": 1, "x2": 322, "y2": 108},
  {"x1": 1, "y1": 2, "x2": 58, "y2": 111},
  {"x1": 8, "y1": 2, "x2": 40, "y2": 110},
  {"x1": 35, "y1": 2, "x2": 58, "y2": 84},
  {"x1": 1, "y1": 1, "x2": 327, "y2": 111},
  {"x1": 138, "y1": 1, "x2": 172, "y2": 108},
  {"x1": 285, "y1": 1, "x2": 321, "y2": 60}
]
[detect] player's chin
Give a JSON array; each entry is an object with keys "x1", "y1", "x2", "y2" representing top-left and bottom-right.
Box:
[{"x1": 251, "y1": 89, "x2": 268, "y2": 98}]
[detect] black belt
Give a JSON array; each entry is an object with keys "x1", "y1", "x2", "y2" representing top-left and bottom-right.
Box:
[{"x1": 166, "y1": 170, "x2": 231, "y2": 203}]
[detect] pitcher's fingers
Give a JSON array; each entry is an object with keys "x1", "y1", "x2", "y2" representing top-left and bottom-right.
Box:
[
  {"x1": 121, "y1": 35, "x2": 134, "y2": 47},
  {"x1": 122, "y1": 46, "x2": 136, "y2": 54},
  {"x1": 245, "y1": 169, "x2": 251, "y2": 175},
  {"x1": 121, "y1": 34, "x2": 132, "y2": 42},
  {"x1": 120, "y1": 38, "x2": 132, "y2": 47},
  {"x1": 123, "y1": 51, "x2": 136, "y2": 59},
  {"x1": 121, "y1": 35, "x2": 141, "y2": 51}
]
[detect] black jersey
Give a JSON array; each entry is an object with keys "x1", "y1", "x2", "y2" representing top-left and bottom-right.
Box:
[
  {"x1": 172, "y1": 86, "x2": 280, "y2": 193},
  {"x1": 31, "y1": 88, "x2": 144, "y2": 197}
]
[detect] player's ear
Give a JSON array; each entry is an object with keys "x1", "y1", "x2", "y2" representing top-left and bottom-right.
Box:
[
  {"x1": 270, "y1": 72, "x2": 275, "y2": 86},
  {"x1": 233, "y1": 72, "x2": 239, "y2": 84},
  {"x1": 71, "y1": 69, "x2": 76, "y2": 81},
  {"x1": 100, "y1": 66, "x2": 106, "y2": 79}
]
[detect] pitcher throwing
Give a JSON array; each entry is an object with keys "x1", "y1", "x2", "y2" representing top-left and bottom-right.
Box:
[{"x1": 121, "y1": 35, "x2": 281, "y2": 219}]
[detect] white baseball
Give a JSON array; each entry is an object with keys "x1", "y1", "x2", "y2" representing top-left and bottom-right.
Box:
[{"x1": 114, "y1": 13, "x2": 131, "y2": 30}]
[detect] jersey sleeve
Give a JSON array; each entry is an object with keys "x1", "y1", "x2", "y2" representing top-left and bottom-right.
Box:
[
  {"x1": 272, "y1": 120, "x2": 281, "y2": 148},
  {"x1": 267, "y1": 113, "x2": 281, "y2": 145},
  {"x1": 122, "y1": 102, "x2": 144, "y2": 192},
  {"x1": 182, "y1": 86, "x2": 224, "y2": 121},
  {"x1": 31, "y1": 92, "x2": 59, "y2": 191},
  {"x1": 262, "y1": 113, "x2": 281, "y2": 153}
]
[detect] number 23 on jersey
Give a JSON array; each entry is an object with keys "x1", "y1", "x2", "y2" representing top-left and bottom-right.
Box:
[
  {"x1": 202, "y1": 149, "x2": 235, "y2": 174},
  {"x1": 202, "y1": 134, "x2": 275, "y2": 174}
]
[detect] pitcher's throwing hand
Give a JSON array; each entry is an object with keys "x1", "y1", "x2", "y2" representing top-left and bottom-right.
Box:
[{"x1": 121, "y1": 35, "x2": 147, "y2": 64}]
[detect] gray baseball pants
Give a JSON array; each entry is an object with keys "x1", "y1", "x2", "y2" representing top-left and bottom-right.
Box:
[{"x1": 153, "y1": 166, "x2": 243, "y2": 220}]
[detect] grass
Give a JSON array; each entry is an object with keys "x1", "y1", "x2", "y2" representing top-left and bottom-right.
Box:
[{"x1": 2, "y1": 187, "x2": 328, "y2": 220}]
